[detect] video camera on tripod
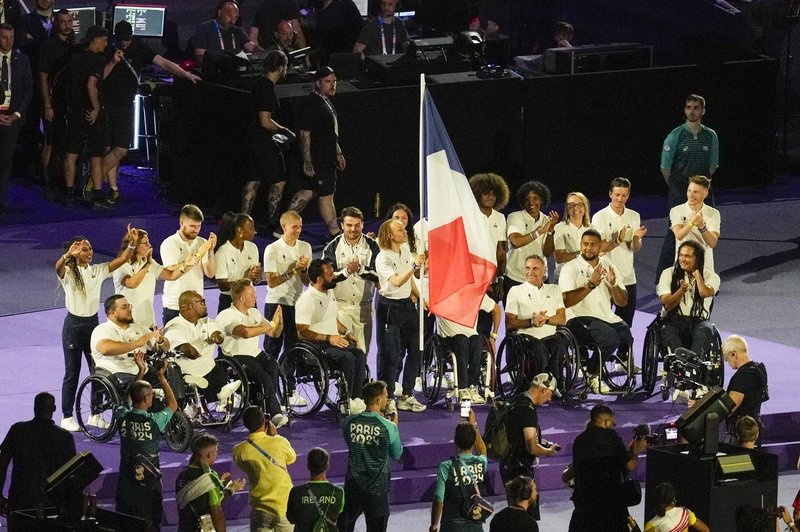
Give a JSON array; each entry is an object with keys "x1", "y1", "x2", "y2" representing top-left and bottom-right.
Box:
[{"x1": 663, "y1": 347, "x2": 716, "y2": 396}]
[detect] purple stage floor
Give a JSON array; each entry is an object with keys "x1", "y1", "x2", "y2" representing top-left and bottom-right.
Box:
[{"x1": 1, "y1": 293, "x2": 798, "y2": 525}]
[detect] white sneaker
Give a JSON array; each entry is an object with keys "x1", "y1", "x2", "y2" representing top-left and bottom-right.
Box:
[
  {"x1": 394, "y1": 382, "x2": 403, "y2": 397},
  {"x1": 468, "y1": 386, "x2": 486, "y2": 405},
  {"x1": 215, "y1": 401, "x2": 228, "y2": 413},
  {"x1": 397, "y1": 395, "x2": 427, "y2": 413},
  {"x1": 457, "y1": 389, "x2": 470, "y2": 402},
  {"x1": 348, "y1": 398, "x2": 367, "y2": 415},
  {"x1": 289, "y1": 391, "x2": 308, "y2": 407},
  {"x1": 441, "y1": 374, "x2": 451, "y2": 391},
  {"x1": 61, "y1": 417, "x2": 80, "y2": 432},
  {"x1": 414, "y1": 376, "x2": 423, "y2": 392},
  {"x1": 271, "y1": 413, "x2": 289, "y2": 428},
  {"x1": 587, "y1": 375, "x2": 610, "y2": 394},
  {"x1": 217, "y1": 380, "x2": 242, "y2": 403},
  {"x1": 385, "y1": 399, "x2": 397, "y2": 415},
  {"x1": 183, "y1": 404, "x2": 199, "y2": 420},
  {"x1": 87, "y1": 414, "x2": 109, "y2": 429},
  {"x1": 672, "y1": 389, "x2": 691, "y2": 404}
]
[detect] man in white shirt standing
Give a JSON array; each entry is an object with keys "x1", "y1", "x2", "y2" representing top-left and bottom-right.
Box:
[
  {"x1": 160, "y1": 204, "x2": 217, "y2": 325},
  {"x1": 505, "y1": 255, "x2": 567, "y2": 386},
  {"x1": 559, "y1": 230, "x2": 631, "y2": 393},
  {"x1": 591, "y1": 177, "x2": 647, "y2": 328},
  {"x1": 295, "y1": 258, "x2": 367, "y2": 414},
  {"x1": 669, "y1": 175, "x2": 720, "y2": 273}
]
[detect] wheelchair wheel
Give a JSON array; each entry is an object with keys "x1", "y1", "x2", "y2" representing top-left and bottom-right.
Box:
[
  {"x1": 200, "y1": 357, "x2": 250, "y2": 426},
  {"x1": 708, "y1": 326, "x2": 725, "y2": 387},
  {"x1": 478, "y1": 336, "x2": 495, "y2": 401},
  {"x1": 600, "y1": 342, "x2": 636, "y2": 394},
  {"x1": 164, "y1": 410, "x2": 193, "y2": 453},
  {"x1": 555, "y1": 327, "x2": 580, "y2": 398},
  {"x1": 421, "y1": 335, "x2": 444, "y2": 404},
  {"x1": 280, "y1": 342, "x2": 328, "y2": 417},
  {"x1": 641, "y1": 326, "x2": 660, "y2": 395},
  {"x1": 495, "y1": 335, "x2": 527, "y2": 400},
  {"x1": 76, "y1": 373, "x2": 121, "y2": 443}
]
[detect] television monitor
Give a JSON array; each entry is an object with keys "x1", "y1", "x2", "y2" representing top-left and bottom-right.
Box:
[
  {"x1": 397, "y1": 10, "x2": 416, "y2": 23},
  {"x1": 676, "y1": 386, "x2": 735, "y2": 453},
  {"x1": 66, "y1": 7, "x2": 98, "y2": 41},
  {"x1": 113, "y1": 4, "x2": 167, "y2": 38},
  {"x1": 287, "y1": 46, "x2": 311, "y2": 66}
]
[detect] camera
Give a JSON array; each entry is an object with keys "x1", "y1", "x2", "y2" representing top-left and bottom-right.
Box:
[
  {"x1": 634, "y1": 423, "x2": 662, "y2": 445},
  {"x1": 664, "y1": 348, "x2": 715, "y2": 392}
]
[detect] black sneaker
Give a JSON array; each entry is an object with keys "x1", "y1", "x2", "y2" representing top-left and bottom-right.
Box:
[
  {"x1": 82, "y1": 181, "x2": 94, "y2": 202},
  {"x1": 107, "y1": 189, "x2": 120, "y2": 204},
  {"x1": 92, "y1": 193, "x2": 115, "y2": 210}
]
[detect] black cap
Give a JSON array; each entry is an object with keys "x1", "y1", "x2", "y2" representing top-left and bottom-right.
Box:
[
  {"x1": 114, "y1": 20, "x2": 133, "y2": 40},
  {"x1": 84, "y1": 25, "x2": 108, "y2": 42},
  {"x1": 314, "y1": 66, "x2": 335, "y2": 80}
]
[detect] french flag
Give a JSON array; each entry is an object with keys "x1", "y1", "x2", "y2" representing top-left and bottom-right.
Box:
[{"x1": 421, "y1": 85, "x2": 496, "y2": 327}]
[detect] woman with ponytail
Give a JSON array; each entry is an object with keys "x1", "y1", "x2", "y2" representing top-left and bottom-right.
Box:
[{"x1": 644, "y1": 482, "x2": 709, "y2": 532}]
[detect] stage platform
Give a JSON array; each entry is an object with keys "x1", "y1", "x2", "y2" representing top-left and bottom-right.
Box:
[{"x1": 0, "y1": 300, "x2": 797, "y2": 526}]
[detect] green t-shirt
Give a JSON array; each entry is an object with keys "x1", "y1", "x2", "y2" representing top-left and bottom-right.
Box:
[
  {"x1": 342, "y1": 411, "x2": 402, "y2": 493},
  {"x1": 175, "y1": 463, "x2": 225, "y2": 532},
  {"x1": 661, "y1": 123, "x2": 719, "y2": 185},
  {"x1": 286, "y1": 480, "x2": 345, "y2": 531}
]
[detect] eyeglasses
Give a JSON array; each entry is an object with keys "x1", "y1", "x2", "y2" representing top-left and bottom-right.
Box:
[
  {"x1": 567, "y1": 203, "x2": 585, "y2": 209},
  {"x1": 118, "y1": 304, "x2": 133, "y2": 310}
]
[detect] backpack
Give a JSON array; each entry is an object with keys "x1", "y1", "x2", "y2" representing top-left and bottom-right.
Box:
[
  {"x1": 753, "y1": 362, "x2": 769, "y2": 402},
  {"x1": 483, "y1": 396, "x2": 533, "y2": 461},
  {"x1": 306, "y1": 484, "x2": 338, "y2": 532}
]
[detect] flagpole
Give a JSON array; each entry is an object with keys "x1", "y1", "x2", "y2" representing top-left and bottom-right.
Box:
[{"x1": 418, "y1": 74, "x2": 426, "y2": 373}]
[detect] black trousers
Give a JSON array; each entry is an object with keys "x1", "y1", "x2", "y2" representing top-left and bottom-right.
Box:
[{"x1": 0, "y1": 119, "x2": 21, "y2": 210}]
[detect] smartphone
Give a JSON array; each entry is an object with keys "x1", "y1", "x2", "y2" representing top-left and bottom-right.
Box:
[
  {"x1": 665, "y1": 427, "x2": 678, "y2": 441},
  {"x1": 460, "y1": 400, "x2": 471, "y2": 419}
]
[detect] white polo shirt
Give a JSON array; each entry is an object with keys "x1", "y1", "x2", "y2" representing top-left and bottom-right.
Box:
[
  {"x1": 160, "y1": 232, "x2": 210, "y2": 311},
  {"x1": 506, "y1": 210, "x2": 551, "y2": 284},
  {"x1": 376, "y1": 247, "x2": 416, "y2": 300},
  {"x1": 505, "y1": 281, "x2": 564, "y2": 339},
  {"x1": 216, "y1": 305, "x2": 267, "y2": 357},
  {"x1": 485, "y1": 209, "x2": 507, "y2": 247},
  {"x1": 113, "y1": 260, "x2": 166, "y2": 329},
  {"x1": 91, "y1": 320, "x2": 149, "y2": 375},
  {"x1": 657, "y1": 267, "x2": 720, "y2": 316},
  {"x1": 558, "y1": 255, "x2": 625, "y2": 324},
  {"x1": 553, "y1": 221, "x2": 594, "y2": 280},
  {"x1": 60, "y1": 262, "x2": 111, "y2": 317},
  {"x1": 669, "y1": 202, "x2": 721, "y2": 272},
  {"x1": 215, "y1": 241, "x2": 260, "y2": 296},
  {"x1": 263, "y1": 237, "x2": 313, "y2": 305},
  {"x1": 295, "y1": 286, "x2": 339, "y2": 336},
  {"x1": 436, "y1": 294, "x2": 496, "y2": 338},
  {"x1": 162, "y1": 315, "x2": 219, "y2": 376},
  {"x1": 592, "y1": 205, "x2": 641, "y2": 286}
]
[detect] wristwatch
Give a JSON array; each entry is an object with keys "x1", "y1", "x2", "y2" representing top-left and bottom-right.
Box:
[{"x1": 587, "y1": 281, "x2": 597, "y2": 290}]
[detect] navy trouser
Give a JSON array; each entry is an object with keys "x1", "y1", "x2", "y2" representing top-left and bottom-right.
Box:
[
  {"x1": 376, "y1": 296, "x2": 420, "y2": 396},
  {"x1": 61, "y1": 313, "x2": 98, "y2": 417},
  {"x1": 567, "y1": 317, "x2": 632, "y2": 374}
]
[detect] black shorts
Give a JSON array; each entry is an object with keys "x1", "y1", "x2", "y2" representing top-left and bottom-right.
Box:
[
  {"x1": 108, "y1": 105, "x2": 134, "y2": 149},
  {"x1": 300, "y1": 162, "x2": 337, "y2": 197},
  {"x1": 65, "y1": 108, "x2": 108, "y2": 157},
  {"x1": 43, "y1": 106, "x2": 68, "y2": 147},
  {"x1": 247, "y1": 133, "x2": 285, "y2": 183}
]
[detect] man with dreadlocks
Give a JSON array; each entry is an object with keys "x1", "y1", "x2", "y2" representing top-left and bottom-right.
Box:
[
  {"x1": 656, "y1": 240, "x2": 720, "y2": 360},
  {"x1": 469, "y1": 173, "x2": 510, "y2": 304},
  {"x1": 55, "y1": 225, "x2": 138, "y2": 432}
]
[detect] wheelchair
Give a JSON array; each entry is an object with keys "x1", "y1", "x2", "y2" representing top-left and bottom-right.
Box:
[
  {"x1": 640, "y1": 313, "x2": 724, "y2": 400},
  {"x1": 420, "y1": 333, "x2": 495, "y2": 410},
  {"x1": 494, "y1": 328, "x2": 579, "y2": 400},
  {"x1": 278, "y1": 341, "x2": 369, "y2": 420},
  {"x1": 75, "y1": 351, "x2": 194, "y2": 452},
  {"x1": 558, "y1": 322, "x2": 636, "y2": 400},
  {"x1": 179, "y1": 355, "x2": 252, "y2": 433}
]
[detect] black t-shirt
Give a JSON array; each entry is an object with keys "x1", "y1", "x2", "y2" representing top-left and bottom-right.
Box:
[
  {"x1": 317, "y1": 0, "x2": 364, "y2": 63},
  {"x1": 297, "y1": 91, "x2": 338, "y2": 168},
  {"x1": 253, "y1": 0, "x2": 300, "y2": 47},
  {"x1": 356, "y1": 17, "x2": 409, "y2": 56},
  {"x1": 727, "y1": 361, "x2": 765, "y2": 421},
  {"x1": 489, "y1": 507, "x2": 539, "y2": 532},
  {"x1": 251, "y1": 76, "x2": 280, "y2": 136},
  {"x1": 571, "y1": 425, "x2": 628, "y2": 517},
  {"x1": 193, "y1": 19, "x2": 250, "y2": 55},
  {"x1": 104, "y1": 39, "x2": 157, "y2": 107},
  {"x1": 38, "y1": 35, "x2": 75, "y2": 106},
  {"x1": 506, "y1": 394, "x2": 539, "y2": 468},
  {"x1": 67, "y1": 49, "x2": 106, "y2": 110},
  {"x1": 0, "y1": 418, "x2": 77, "y2": 511},
  {"x1": 286, "y1": 481, "x2": 345, "y2": 531}
]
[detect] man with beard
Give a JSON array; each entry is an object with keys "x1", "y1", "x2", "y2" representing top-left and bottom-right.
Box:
[
  {"x1": 559, "y1": 230, "x2": 631, "y2": 394},
  {"x1": 322, "y1": 206, "x2": 380, "y2": 353},
  {"x1": 160, "y1": 204, "x2": 217, "y2": 325},
  {"x1": 193, "y1": 1, "x2": 262, "y2": 66},
  {"x1": 353, "y1": 0, "x2": 409, "y2": 58},
  {"x1": 249, "y1": 0, "x2": 306, "y2": 50},
  {"x1": 162, "y1": 290, "x2": 243, "y2": 415},
  {"x1": 295, "y1": 258, "x2": 367, "y2": 414},
  {"x1": 656, "y1": 94, "x2": 718, "y2": 280}
]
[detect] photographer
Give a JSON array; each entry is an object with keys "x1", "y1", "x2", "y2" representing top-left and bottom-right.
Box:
[
  {"x1": 566, "y1": 404, "x2": 648, "y2": 532},
  {"x1": 430, "y1": 410, "x2": 488, "y2": 532},
  {"x1": 723, "y1": 335, "x2": 768, "y2": 445}
]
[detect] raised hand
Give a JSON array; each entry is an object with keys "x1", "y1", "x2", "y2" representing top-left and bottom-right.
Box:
[{"x1": 633, "y1": 225, "x2": 648, "y2": 239}]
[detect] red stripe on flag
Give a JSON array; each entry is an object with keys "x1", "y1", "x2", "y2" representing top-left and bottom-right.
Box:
[{"x1": 428, "y1": 217, "x2": 496, "y2": 327}]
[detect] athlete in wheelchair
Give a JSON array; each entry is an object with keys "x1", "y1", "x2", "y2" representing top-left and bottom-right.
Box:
[
  {"x1": 216, "y1": 280, "x2": 289, "y2": 428},
  {"x1": 559, "y1": 230, "x2": 636, "y2": 397},
  {"x1": 286, "y1": 259, "x2": 368, "y2": 418},
  {"x1": 642, "y1": 240, "x2": 723, "y2": 399},
  {"x1": 499, "y1": 254, "x2": 570, "y2": 398},
  {"x1": 422, "y1": 294, "x2": 500, "y2": 409}
]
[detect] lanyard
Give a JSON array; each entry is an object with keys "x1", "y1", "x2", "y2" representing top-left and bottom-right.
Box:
[
  {"x1": 316, "y1": 91, "x2": 338, "y2": 137},
  {"x1": 214, "y1": 20, "x2": 235, "y2": 51},
  {"x1": 378, "y1": 17, "x2": 395, "y2": 55}
]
